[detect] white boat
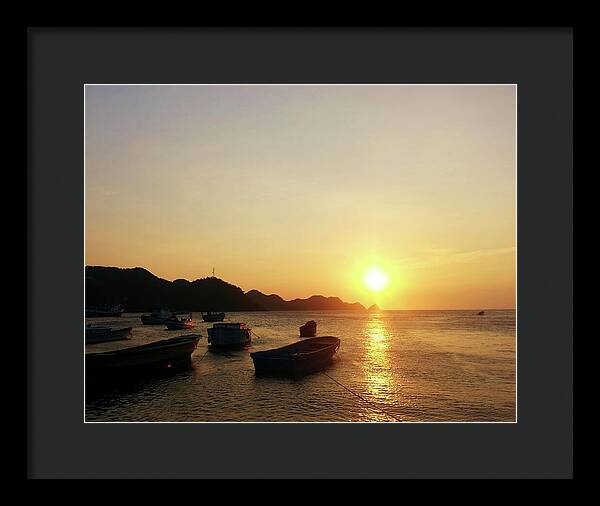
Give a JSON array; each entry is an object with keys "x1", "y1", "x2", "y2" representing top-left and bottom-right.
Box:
[
  {"x1": 86, "y1": 324, "x2": 112, "y2": 336},
  {"x1": 165, "y1": 313, "x2": 195, "y2": 330},
  {"x1": 207, "y1": 323, "x2": 251, "y2": 348},
  {"x1": 141, "y1": 308, "x2": 174, "y2": 325},
  {"x1": 86, "y1": 304, "x2": 124, "y2": 317},
  {"x1": 85, "y1": 324, "x2": 132, "y2": 344}
]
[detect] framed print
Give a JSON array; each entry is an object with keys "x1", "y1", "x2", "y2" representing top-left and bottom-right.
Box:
[{"x1": 27, "y1": 27, "x2": 573, "y2": 478}]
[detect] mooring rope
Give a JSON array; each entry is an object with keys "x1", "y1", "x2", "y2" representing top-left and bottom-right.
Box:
[
  {"x1": 244, "y1": 331, "x2": 399, "y2": 421},
  {"x1": 322, "y1": 372, "x2": 403, "y2": 423},
  {"x1": 196, "y1": 348, "x2": 210, "y2": 362}
]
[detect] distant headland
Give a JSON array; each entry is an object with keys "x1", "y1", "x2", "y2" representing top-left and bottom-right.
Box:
[{"x1": 85, "y1": 266, "x2": 367, "y2": 312}]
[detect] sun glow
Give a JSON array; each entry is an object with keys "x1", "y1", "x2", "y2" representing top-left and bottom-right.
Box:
[{"x1": 363, "y1": 267, "x2": 389, "y2": 292}]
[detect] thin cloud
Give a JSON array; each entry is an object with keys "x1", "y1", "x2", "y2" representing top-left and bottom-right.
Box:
[{"x1": 399, "y1": 247, "x2": 515, "y2": 269}]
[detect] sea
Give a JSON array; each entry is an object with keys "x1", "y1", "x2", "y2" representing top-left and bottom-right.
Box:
[{"x1": 85, "y1": 310, "x2": 516, "y2": 422}]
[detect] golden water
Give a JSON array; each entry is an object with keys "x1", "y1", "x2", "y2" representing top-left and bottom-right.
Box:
[{"x1": 85, "y1": 310, "x2": 516, "y2": 422}]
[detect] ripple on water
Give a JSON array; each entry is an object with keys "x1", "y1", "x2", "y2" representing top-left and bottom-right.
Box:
[{"x1": 85, "y1": 310, "x2": 516, "y2": 422}]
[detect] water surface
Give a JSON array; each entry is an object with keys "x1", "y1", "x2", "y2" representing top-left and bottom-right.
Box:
[{"x1": 85, "y1": 310, "x2": 516, "y2": 422}]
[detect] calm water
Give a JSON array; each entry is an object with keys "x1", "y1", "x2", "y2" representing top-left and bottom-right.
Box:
[{"x1": 85, "y1": 310, "x2": 516, "y2": 422}]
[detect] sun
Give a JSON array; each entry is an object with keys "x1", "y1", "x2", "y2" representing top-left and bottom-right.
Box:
[{"x1": 364, "y1": 267, "x2": 389, "y2": 292}]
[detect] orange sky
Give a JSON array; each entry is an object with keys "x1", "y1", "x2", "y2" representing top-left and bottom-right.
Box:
[{"x1": 85, "y1": 85, "x2": 516, "y2": 309}]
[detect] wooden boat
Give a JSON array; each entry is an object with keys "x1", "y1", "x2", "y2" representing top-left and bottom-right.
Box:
[
  {"x1": 85, "y1": 304, "x2": 124, "y2": 317},
  {"x1": 250, "y1": 336, "x2": 340, "y2": 377},
  {"x1": 141, "y1": 308, "x2": 174, "y2": 325},
  {"x1": 86, "y1": 334, "x2": 200, "y2": 374},
  {"x1": 201, "y1": 311, "x2": 226, "y2": 322},
  {"x1": 299, "y1": 320, "x2": 317, "y2": 337},
  {"x1": 85, "y1": 325, "x2": 132, "y2": 344},
  {"x1": 207, "y1": 322, "x2": 251, "y2": 348},
  {"x1": 165, "y1": 313, "x2": 195, "y2": 330},
  {"x1": 85, "y1": 324, "x2": 112, "y2": 334}
]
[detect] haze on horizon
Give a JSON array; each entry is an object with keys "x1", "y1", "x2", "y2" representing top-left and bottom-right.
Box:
[{"x1": 85, "y1": 85, "x2": 516, "y2": 310}]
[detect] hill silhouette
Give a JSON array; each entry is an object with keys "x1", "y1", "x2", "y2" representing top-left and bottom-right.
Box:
[
  {"x1": 86, "y1": 266, "x2": 366, "y2": 312},
  {"x1": 246, "y1": 290, "x2": 365, "y2": 311}
]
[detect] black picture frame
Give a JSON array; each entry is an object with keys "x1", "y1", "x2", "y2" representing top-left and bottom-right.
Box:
[{"x1": 27, "y1": 27, "x2": 573, "y2": 478}]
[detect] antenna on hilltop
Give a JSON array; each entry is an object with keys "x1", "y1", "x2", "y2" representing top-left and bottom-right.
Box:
[{"x1": 212, "y1": 267, "x2": 215, "y2": 278}]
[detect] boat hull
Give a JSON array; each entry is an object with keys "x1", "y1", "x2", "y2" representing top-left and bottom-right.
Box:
[
  {"x1": 251, "y1": 336, "x2": 340, "y2": 377},
  {"x1": 207, "y1": 327, "x2": 251, "y2": 348},
  {"x1": 86, "y1": 308, "x2": 123, "y2": 317},
  {"x1": 86, "y1": 335, "x2": 200, "y2": 374},
  {"x1": 85, "y1": 327, "x2": 132, "y2": 344},
  {"x1": 165, "y1": 321, "x2": 195, "y2": 330}
]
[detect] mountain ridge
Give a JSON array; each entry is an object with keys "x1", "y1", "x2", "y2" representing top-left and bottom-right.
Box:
[{"x1": 86, "y1": 266, "x2": 366, "y2": 312}]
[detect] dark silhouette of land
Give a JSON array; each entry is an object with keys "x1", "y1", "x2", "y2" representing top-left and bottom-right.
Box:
[
  {"x1": 86, "y1": 266, "x2": 366, "y2": 312},
  {"x1": 245, "y1": 289, "x2": 364, "y2": 311}
]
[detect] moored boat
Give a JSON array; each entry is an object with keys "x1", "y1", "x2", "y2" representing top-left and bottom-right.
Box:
[
  {"x1": 85, "y1": 324, "x2": 132, "y2": 344},
  {"x1": 86, "y1": 304, "x2": 124, "y2": 317},
  {"x1": 477, "y1": 311, "x2": 485, "y2": 315},
  {"x1": 85, "y1": 324, "x2": 112, "y2": 334},
  {"x1": 207, "y1": 322, "x2": 251, "y2": 348},
  {"x1": 141, "y1": 308, "x2": 174, "y2": 325},
  {"x1": 86, "y1": 334, "x2": 200, "y2": 374},
  {"x1": 250, "y1": 336, "x2": 340, "y2": 377},
  {"x1": 165, "y1": 313, "x2": 195, "y2": 330},
  {"x1": 202, "y1": 311, "x2": 226, "y2": 322},
  {"x1": 299, "y1": 320, "x2": 317, "y2": 337}
]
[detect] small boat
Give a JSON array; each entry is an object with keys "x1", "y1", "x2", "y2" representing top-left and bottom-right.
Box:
[
  {"x1": 86, "y1": 334, "x2": 200, "y2": 374},
  {"x1": 85, "y1": 304, "x2": 124, "y2": 317},
  {"x1": 477, "y1": 311, "x2": 485, "y2": 316},
  {"x1": 141, "y1": 308, "x2": 174, "y2": 325},
  {"x1": 85, "y1": 324, "x2": 132, "y2": 344},
  {"x1": 165, "y1": 313, "x2": 195, "y2": 330},
  {"x1": 299, "y1": 320, "x2": 317, "y2": 337},
  {"x1": 202, "y1": 311, "x2": 226, "y2": 322},
  {"x1": 86, "y1": 324, "x2": 112, "y2": 333},
  {"x1": 207, "y1": 322, "x2": 251, "y2": 348},
  {"x1": 250, "y1": 336, "x2": 340, "y2": 377}
]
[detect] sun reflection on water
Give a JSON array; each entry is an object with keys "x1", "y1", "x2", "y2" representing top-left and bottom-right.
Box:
[{"x1": 363, "y1": 316, "x2": 396, "y2": 408}]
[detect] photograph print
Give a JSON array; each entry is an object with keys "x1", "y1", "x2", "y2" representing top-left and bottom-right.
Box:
[{"x1": 84, "y1": 84, "x2": 516, "y2": 423}]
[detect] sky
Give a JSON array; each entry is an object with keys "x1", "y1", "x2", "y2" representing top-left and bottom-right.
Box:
[{"x1": 85, "y1": 85, "x2": 516, "y2": 310}]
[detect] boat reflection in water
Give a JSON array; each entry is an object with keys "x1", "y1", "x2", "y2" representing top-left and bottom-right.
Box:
[
  {"x1": 362, "y1": 315, "x2": 398, "y2": 420},
  {"x1": 85, "y1": 359, "x2": 196, "y2": 401}
]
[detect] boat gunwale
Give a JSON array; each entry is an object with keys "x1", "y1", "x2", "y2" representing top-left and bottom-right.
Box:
[
  {"x1": 86, "y1": 334, "x2": 201, "y2": 357},
  {"x1": 250, "y1": 336, "x2": 340, "y2": 361},
  {"x1": 88, "y1": 326, "x2": 133, "y2": 333},
  {"x1": 85, "y1": 326, "x2": 133, "y2": 337},
  {"x1": 166, "y1": 321, "x2": 195, "y2": 327}
]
